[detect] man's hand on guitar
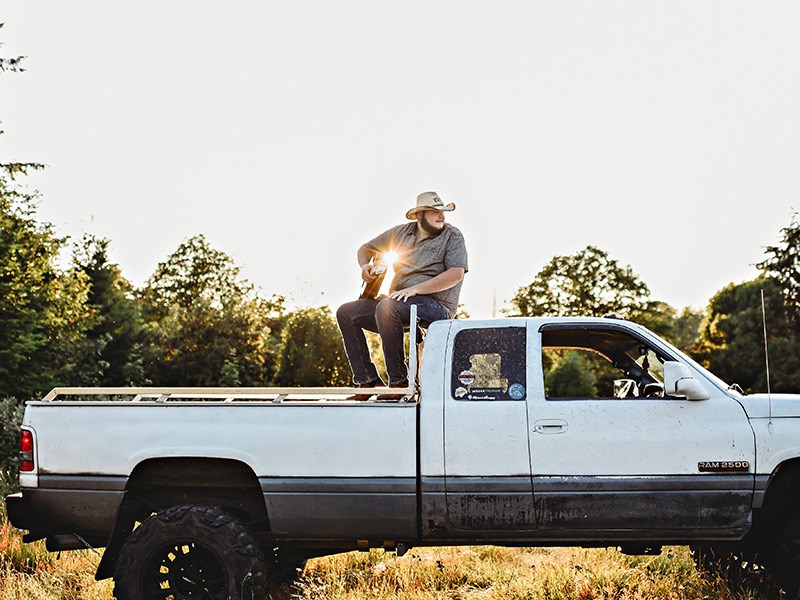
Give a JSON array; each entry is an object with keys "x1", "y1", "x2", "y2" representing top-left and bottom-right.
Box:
[
  {"x1": 361, "y1": 264, "x2": 378, "y2": 282},
  {"x1": 359, "y1": 262, "x2": 387, "y2": 300}
]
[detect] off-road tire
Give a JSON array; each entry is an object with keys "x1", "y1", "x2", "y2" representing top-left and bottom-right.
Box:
[
  {"x1": 690, "y1": 545, "x2": 771, "y2": 593},
  {"x1": 261, "y1": 546, "x2": 307, "y2": 596},
  {"x1": 773, "y1": 512, "x2": 800, "y2": 598},
  {"x1": 113, "y1": 504, "x2": 268, "y2": 600}
]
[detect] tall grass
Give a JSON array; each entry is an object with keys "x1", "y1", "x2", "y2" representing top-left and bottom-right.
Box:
[
  {"x1": 0, "y1": 506, "x2": 769, "y2": 600},
  {"x1": 296, "y1": 545, "x2": 765, "y2": 600},
  {"x1": 0, "y1": 504, "x2": 114, "y2": 599}
]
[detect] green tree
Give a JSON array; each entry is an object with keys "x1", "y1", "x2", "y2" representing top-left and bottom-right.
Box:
[
  {"x1": 70, "y1": 235, "x2": 146, "y2": 386},
  {"x1": 758, "y1": 212, "x2": 800, "y2": 325},
  {"x1": 628, "y1": 301, "x2": 704, "y2": 352},
  {"x1": 0, "y1": 22, "x2": 83, "y2": 401},
  {"x1": 140, "y1": 235, "x2": 284, "y2": 386},
  {"x1": 0, "y1": 179, "x2": 94, "y2": 399},
  {"x1": 671, "y1": 307, "x2": 705, "y2": 353},
  {"x1": 274, "y1": 306, "x2": 351, "y2": 386},
  {"x1": 544, "y1": 351, "x2": 598, "y2": 398},
  {"x1": 694, "y1": 278, "x2": 800, "y2": 393},
  {"x1": 0, "y1": 397, "x2": 25, "y2": 494},
  {"x1": 509, "y1": 246, "x2": 651, "y2": 318},
  {"x1": 628, "y1": 300, "x2": 677, "y2": 342}
]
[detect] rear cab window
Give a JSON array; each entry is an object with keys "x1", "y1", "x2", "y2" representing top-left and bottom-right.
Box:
[{"x1": 451, "y1": 327, "x2": 527, "y2": 401}]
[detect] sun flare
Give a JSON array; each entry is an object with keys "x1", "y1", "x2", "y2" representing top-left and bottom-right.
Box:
[{"x1": 382, "y1": 250, "x2": 399, "y2": 266}]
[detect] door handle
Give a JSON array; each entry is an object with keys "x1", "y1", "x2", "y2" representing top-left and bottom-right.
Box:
[{"x1": 534, "y1": 419, "x2": 568, "y2": 434}]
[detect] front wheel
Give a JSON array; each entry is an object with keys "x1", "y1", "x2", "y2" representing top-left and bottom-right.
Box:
[
  {"x1": 772, "y1": 512, "x2": 800, "y2": 597},
  {"x1": 113, "y1": 504, "x2": 268, "y2": 600},
  {"x1": 691, "y1": 545, "x2": 771, "y2": 592}
]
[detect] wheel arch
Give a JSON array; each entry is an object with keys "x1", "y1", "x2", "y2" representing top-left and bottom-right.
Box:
[
  {"x1": 96, "y1": 456, "x2": 270, "y2": 581},
  {"x1": 761, "y1": 458, "x2": 800, "y2": 514},
  {"x1": 127, "y1": 456, "x2": 261, "y2": 488}
]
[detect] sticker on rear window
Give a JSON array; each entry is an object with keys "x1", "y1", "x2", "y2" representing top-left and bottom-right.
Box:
[{"x1": 458, "y1": 370, "x2": 475, "y2": 386}]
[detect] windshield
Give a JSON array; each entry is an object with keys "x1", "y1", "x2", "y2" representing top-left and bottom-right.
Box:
[
  {"x1": 632, "y1": 324, "x2": 733, "y2": 395},
  {"x1": 627, "y1": 345, "x2": 665, "y2": 383}
]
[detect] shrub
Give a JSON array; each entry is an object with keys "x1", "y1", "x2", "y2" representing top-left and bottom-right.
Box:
[{"x1": 0, "y1": 398, "x2": 24, "y2": 496}]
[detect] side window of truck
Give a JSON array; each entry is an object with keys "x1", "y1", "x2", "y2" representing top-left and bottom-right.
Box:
[
  {"x1": 451, "y1": 327, "x2": 527, "y2": 401},
  {"x1": 540, "y1": 325, "x2": 672, "y2": 400}
]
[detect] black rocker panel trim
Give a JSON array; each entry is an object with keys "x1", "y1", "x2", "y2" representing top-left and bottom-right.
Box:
[{"x1": 260, "y1": 477, "x2": 417, "y2": 540}]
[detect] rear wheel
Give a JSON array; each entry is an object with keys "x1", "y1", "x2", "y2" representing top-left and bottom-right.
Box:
[
  {"x1": 113, "y1": 504, "x2": 268, "y2": 600},
  {"x1": 262, "y1": 546, "x2": 308, "y2": 595}
]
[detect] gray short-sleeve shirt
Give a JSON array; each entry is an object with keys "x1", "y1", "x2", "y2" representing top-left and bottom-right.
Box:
[{"x1": 365, "y1": 222, "x2": 468, "y2": 317}]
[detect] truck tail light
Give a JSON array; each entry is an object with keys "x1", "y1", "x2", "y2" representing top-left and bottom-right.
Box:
[{"x1": 20, "y1": 429, "x2": 34, "y2": 472}]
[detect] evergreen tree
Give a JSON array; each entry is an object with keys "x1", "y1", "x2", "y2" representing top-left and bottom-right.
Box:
[
  {"x1": 758, "y1": 212, "x2": 800, "y2": 326},
  {"x1": 0, "y1": 178, "x2": 94, "y2": 399},
  {"x1": 0, "y1": 397, "x2": 25, "y2": 490},
  {"x1": 71, "y1": 235, "x2": 146, "y2": 385}
]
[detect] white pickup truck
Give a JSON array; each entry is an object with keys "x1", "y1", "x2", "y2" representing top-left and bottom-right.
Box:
[{"x1": 6, "y1": 313, "x2": 800, "y2": 599}]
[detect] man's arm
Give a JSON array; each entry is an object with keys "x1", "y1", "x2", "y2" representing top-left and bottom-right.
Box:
[{"x1": 388, "y1": 267, "x2": 466, "y2": 302}]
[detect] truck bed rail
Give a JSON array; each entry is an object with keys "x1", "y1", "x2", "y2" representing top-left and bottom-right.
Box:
[
  {"x1": 40, "y1": 385, "x2": 414, "y2": 402},
  {"x1": 41, "y1": 306, "x2": 421, "y2": 404}
]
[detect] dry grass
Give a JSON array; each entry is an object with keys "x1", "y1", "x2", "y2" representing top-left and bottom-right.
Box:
[
  {"x1": 295, "y1": 545, "x2": 765, "y2": 600},
  {"x1": 0, "y1": 513, "x2": 113, "y2": 599},
  {"x1": 0, "y1": 511, "x2": 771, "y2": 599}
]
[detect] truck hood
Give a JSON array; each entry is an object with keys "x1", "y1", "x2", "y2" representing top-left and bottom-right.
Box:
[{"x1": 737, "y1": 393, "x2": 800, "y2": 418}]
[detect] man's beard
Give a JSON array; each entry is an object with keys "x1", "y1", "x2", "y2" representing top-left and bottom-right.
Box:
[{"x1": 419, "y1": 216, "x2": 444, "y2": 237}]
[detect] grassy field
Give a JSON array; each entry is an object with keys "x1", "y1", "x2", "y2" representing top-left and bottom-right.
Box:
[{"x1": 1, "y1": 510, "x2": 777, "y2": 600}]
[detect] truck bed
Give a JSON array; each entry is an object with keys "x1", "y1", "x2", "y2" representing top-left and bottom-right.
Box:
[{"x1": 18, "y1": 392, "x2": 420, "y2": 543}]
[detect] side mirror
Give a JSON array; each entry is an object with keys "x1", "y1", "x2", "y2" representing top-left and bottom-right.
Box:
[{"x1": 663, "y1": 362, "x2": 710, "y2": 400}]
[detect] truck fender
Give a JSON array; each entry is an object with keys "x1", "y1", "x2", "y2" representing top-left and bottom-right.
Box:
[{"x1": 95, "y1": 457, "x2": 267, "y2": 581}]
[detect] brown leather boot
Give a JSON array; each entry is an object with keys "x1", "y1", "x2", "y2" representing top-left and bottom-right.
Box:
[
  {"x1": 346, "y1": 379, "x2": 385, "y2": 401},
  {"x1": 376, "y1": 380, "x2": 409, "y2": 401}
]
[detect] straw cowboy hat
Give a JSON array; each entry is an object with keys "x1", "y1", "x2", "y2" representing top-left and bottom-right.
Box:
[{"x1": 406, "y1": 191, "x2": 456, "y2": 220}]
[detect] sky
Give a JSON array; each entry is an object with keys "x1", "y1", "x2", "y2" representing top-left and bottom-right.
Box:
[{"x1": 3, "y1": 2, "x2": 799, "y2": 319}]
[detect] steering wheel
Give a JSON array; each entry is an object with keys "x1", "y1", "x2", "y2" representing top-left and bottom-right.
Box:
[{"x1": 624, "y1": 364, "x2": 646, "y2": 392}]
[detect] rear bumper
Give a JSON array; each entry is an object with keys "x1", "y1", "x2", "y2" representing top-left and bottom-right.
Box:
[
  {"x1": 5, "y1": 487, "x2": 123, "y2": 542},
  {"x1": 5, "y1": 493, "x2": 32, "y2": 530}
]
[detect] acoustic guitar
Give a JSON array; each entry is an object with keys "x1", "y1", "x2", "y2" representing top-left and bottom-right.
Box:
[{"x1": 359, "y1": 258, "x2": 387, "y2": 300}]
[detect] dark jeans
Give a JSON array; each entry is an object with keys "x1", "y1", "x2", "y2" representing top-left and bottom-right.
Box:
[{"x1": 336, "y1": 296, "x2": 449, "y2": 385}]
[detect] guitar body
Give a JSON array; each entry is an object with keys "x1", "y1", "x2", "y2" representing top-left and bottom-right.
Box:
[{"x1": 359, "y1": 263, "x2": 387, "y2": 300}]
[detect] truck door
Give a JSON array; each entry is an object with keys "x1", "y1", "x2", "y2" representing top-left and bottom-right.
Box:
[
  {"x1": 443, "y1": 323, "x2": 535, "y2": 533},
  {"x1": 528, "y1": 322, "x2": 755, "y2": 539}
]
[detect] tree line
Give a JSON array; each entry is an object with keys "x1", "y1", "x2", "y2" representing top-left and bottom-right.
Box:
[
  {"x1": 0, "y1": 186, "x2": 353, "y2": 399},
  {"x1": 3, "y1": 177, "x2": 800, "y2": 488},
  {"x1": 3, "y1": 174, "x2": 798, "y2": 401}
]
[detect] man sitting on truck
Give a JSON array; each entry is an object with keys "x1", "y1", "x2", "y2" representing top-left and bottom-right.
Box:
[{"x1": 336, "y1": 191, "x2": 468, "y2": 399}]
